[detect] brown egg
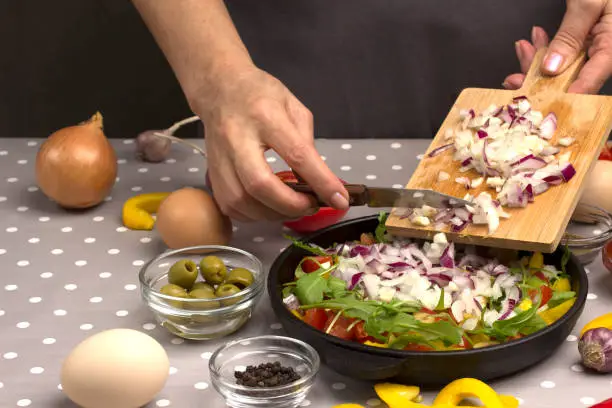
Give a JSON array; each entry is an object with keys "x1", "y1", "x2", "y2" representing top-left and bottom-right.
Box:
[{"x1": 156, "y1": 187, "x2": 233, "y2": 249}]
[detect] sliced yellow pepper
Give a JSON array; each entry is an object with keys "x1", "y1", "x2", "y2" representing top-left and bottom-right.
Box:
[
  {"x1": 552, "y1": 277, "x2": 571, "y2": 292},
  {"x1": 538, "y1": 298, "x2": 576, "y2": 325},
  {"x1": 529, "y1": 252, "x2": 544, "y2": 270},
  {"x1": 363, "y1": 340, "x2": 388, "y2": 348},
  {"x1": 375, "y1": 383, "x2": 421, "y2": 406},
  {"x1": 291, "y1": 310, "x2": 303, "y2": 320},
  {"x1": 122, "y1": 192, "x2": 170, "y2": 230},
  {"x1": 433, "y1": 378, "x2": 506, "y2": 408},
  {"x1": 517, "y1": 298, "x2": 533, "y2": 311},
  {"x1": 332, "y1": 405, "x2": 366, "y2": 408},
  {"x1": 580, "y1": 312, "x2": 612, "y2": 337}
]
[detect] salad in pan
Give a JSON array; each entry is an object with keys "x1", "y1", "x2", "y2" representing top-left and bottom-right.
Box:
[{"x1": 282, "y1": 213, "x2": 577, "y2": 351}]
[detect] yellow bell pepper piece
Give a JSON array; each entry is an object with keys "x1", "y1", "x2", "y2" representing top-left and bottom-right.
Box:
[
  {"x1": 580, "y1": 312, "x2": 612, "y2": 337},
  {"x1": 433, "y1": 378, "x2": 505, "y2": 408},
  {"x1": 363, "y1": 340, "x2": 388, "y2": 348},
  {"x1": 291, "y1": 310, "x2": 303, "y2": 320},
  {"x1": 122, "y1": 192, "x2": 170, "y2": 230},
  {"x1": 529, "y1": 251, "x2": 544, "y2": 270},
  {"x1": 538, "y1": 298, "x2": 576, "y2": 325},
  {"x1": 552, "y1": 277, "x2": 571, "y2": 292},
  {"x1": 375, "y1": 383, "x2": 421, "y2": 406},
  {"x1": 517, "y1": 298, "x2": 533, "y2": 311},
  {"x1": 332, "y1": 405, "x2": 366, "y2": 408}
]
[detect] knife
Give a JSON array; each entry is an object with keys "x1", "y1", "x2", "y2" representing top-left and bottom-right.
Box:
[{"x1": 284, "y1": 182, "x2": 471, "y2": 209}]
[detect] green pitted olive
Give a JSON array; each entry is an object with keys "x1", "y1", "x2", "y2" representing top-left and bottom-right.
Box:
[
  {"x1": 168, "y1": 259, "x2": 199, "y2": 289},
  {"x1": 160, "y1": 283, "x2": 188, "y2": 309},
  {"x1": 225, "y1": 267, "x2": 254, "y2": 289},
  {"x1": 200, "y1": 256, "x2": 227, "y2": 285},
  {"x1": 215, "y1": 283, "x2": 243, "y2": 306},
  {"x1": 160, "y1": 283, "x2": 189, "y2": 298},
  {"x1": 188, "y1": 288, "x2": 221, "y2": 310},
  {"x1": 191, "y1": 281, "x2": 215, "y2": 295}
]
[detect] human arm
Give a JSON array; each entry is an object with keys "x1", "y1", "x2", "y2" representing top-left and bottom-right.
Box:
[{"x1": 132, "y1": 0, "x2": 349, "y2": 221}]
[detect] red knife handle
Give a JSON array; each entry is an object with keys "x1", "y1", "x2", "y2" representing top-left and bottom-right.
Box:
[{"x1": 284, "y1": 182, "x2": 368, "y2": 207}]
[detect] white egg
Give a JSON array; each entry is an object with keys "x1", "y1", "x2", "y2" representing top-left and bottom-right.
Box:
[
  {"x1": 578, "y1": 160, "x2": 612, "y2": 214},
  {"x1": 61, "y1": 329, "x2": 169, "y2": 408}
]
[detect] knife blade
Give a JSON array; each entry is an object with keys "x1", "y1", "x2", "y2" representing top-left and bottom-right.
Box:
[{"x1": 284, "y1": 182, "x2": 471, "y2": 209}]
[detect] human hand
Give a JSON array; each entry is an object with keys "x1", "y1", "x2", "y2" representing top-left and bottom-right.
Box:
[
  {"x1": 503, "y1": 0, "x2": 612, "y2": 94},
  {"x1": 194, "y1": 66, "x2": 349, "y2": 222}
]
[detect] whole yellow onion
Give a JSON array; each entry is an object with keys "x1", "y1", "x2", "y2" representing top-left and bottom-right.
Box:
[{"x1": 35, "y1": 112, "x2": 117, "y2": 209}]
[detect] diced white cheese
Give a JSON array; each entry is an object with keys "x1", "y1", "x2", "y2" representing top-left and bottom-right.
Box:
[{"x1": 483, "y1": 310, "x2": 501, "y2": 326}]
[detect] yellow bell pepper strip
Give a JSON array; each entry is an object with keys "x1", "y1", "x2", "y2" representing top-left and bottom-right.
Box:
[
  {"x1": 552, "y1": 277, "x2": 571, "y2": 292},
  {"x1": 332, "y1": 405, "x2": 366, "y2": 408},
  {"x1": 538, "y1": 298, "x2": 576, "y2": 325},
  {"x1": 122, "y1": 192, "x2": 170, "y2": 230},
  {"x1": 529, "y1": 252, "x2": 544, "y2": 270},
  {"x1": 580, "y1": 312, "x2": 612, "y2": 337},
  {"x1": 363, "y1": 340, "x2": 388, "y2": 348},
  {"x1": 433, "y1": 378, "x2": 506, "y2": 408},
  {"x1": 291, "y1": 310, "x2": 303, "y2": 320},
  {"x1": 374, "y1": 383, "x2": 421, "y2": 406}
]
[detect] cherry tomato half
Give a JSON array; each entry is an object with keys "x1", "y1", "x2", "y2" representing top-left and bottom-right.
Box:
[
  {"x1": 275, "y1": 170, "x2": 349, "y2": 233},
  {"x1": 529, "y1": 285, "x2": 553, "y2": 306},
  {"x1": 603, "y1": 240, "x2": 612, "y2": 274},
  {"x1": 301, "y1": 256, "x2": 333, "y2": 273},
  {"x1": 303, "y1": 308, "x2": 328, "y2": 331}
]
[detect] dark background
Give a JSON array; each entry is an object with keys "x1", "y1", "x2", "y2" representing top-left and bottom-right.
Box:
[
  {"x1": 2, "y1": 1, "x2": 610, "y2": 141},
  {"x1": 0, "y1": 1, "x2": 195, "y2": 140}
]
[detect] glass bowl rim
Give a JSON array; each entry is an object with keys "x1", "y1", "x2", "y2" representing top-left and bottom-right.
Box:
[
  {"x1": 208, "y1": 334, "x2": 321, "y2": 395},
  {"x1": 562, "y1": 204, "x2": 612, "y2": 246},
  {"x1": 138, "y1": 245, "x2": 265, "y2": 306}
]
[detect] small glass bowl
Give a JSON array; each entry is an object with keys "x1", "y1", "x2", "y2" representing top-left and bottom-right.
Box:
[
  {"x1": 209, "y1": 335, "x2": 320, "y2": 408},
  {"x1": 603, "y1": 239, "x2": 612, "y2": 273},
  {"x1": 139, "y1": 245, "x2": 264, "y2": 340},
  {"x1": 561, "y1": 204, "x2": 612, "y2": 265}
]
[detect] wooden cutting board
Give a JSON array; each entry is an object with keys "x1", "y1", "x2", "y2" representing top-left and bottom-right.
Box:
[{"x1": 386, "y1": 48, "x2": 612, "y2": 253}]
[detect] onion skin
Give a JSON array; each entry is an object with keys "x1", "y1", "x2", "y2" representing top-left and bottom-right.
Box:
[
  {"x1": 35, "y1": 112, "x2": 117, "y2": 209},
  {"x1": 579, "y1": 328, "x2": 612, "y2": 373},
  {"x1": 135, "y1": 130, "x2": 171, "y2": 163}
]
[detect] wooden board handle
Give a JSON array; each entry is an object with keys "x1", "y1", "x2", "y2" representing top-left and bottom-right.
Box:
[{"x1": 519, "y1": 47, "x2": 586, "y2": 95}]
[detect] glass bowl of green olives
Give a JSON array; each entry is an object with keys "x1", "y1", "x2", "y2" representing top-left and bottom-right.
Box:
[{"x1": 138, "y1": 245, "x2": 264, "y2": 340}]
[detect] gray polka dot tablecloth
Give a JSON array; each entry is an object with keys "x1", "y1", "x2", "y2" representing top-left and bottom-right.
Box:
[{"x1": 0, "y1": 137, "x2": 611, "y2": 408}]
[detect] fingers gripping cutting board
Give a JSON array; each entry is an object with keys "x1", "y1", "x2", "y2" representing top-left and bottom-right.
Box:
[{"x1": 386, "y1": 48, "x2": 612, "y2": 252}]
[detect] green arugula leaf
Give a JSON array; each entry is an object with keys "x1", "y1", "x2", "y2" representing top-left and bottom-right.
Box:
[
  {"x1": 375, "y1": 211, "x2": 389, "y2": 243},
  {"x1": 486, "y1": 298, "x2": 542, "y2": 339},
  {"x1": 388, "y1": 333, "x2": 436, "y2": 350},
  {"x1": 518, "y1": 314, "x2": 547, "y2": 336},
  {"x1": 284, "y1": 234, "x2": 329, "y2": 256},
  {"x1": 295, "y1": 272, "x2": 328, "y2": 305},
  {"x1": 301, "y1": 295, "x2": 382, "y2": 321},
  {"x1": 325, "y1": 276, "x2": 348, "y2": 298},
  {"x1": 546, "y1": 291, "x2": 576, "y2": 309},
  {"x1": 560, "y1": 244, "x2": 571, "y2": 275},
  {"x1": 435, "y1": 289, "x2": 445, "y2": 311}
]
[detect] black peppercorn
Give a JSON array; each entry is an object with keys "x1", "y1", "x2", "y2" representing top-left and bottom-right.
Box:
[{"x1": 235, "y1": 361, "x2": 302, "y2": 388}]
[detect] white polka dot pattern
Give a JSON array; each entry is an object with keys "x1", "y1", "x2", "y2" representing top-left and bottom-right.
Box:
[{"x1": 0, "y1": 138, "x2": 607, "y2": 407}]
